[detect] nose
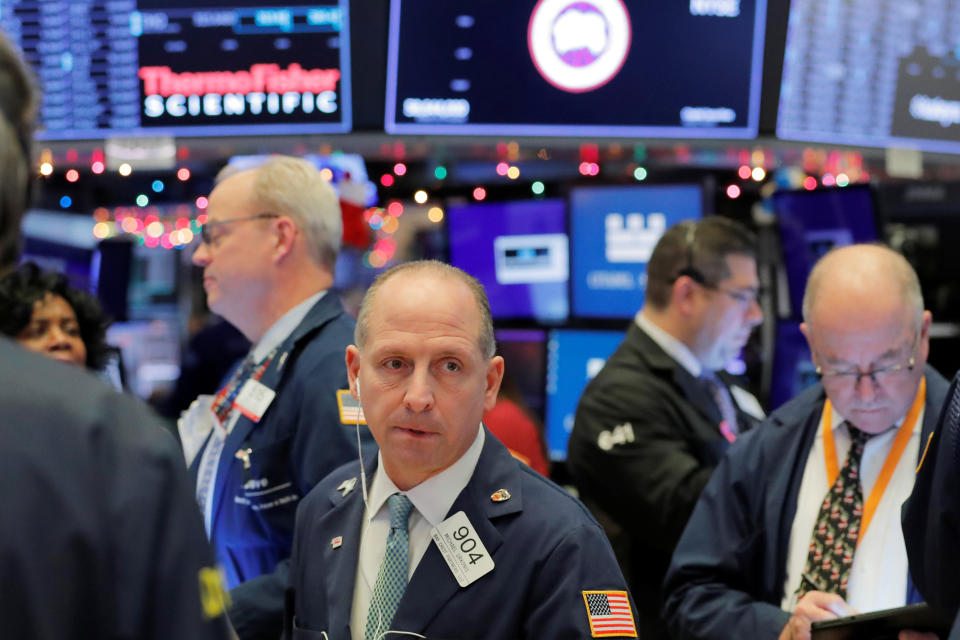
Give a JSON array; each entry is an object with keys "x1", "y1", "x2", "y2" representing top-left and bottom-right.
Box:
[
  {"x1": 854, "y1": 373, "x2": 878, "y2": 403},
  {"x1": 192, "y1": 241, "x2": 210, "y2": 266},
  {"x1": 403, "y1": 370, "x2": 435, "y2": 413},
  {"x1": 745, "y1": 298, "x2": 763, "y2": 326},
  {"x1": 46, "y1": 325, "x2": 75, "y2": 351}
]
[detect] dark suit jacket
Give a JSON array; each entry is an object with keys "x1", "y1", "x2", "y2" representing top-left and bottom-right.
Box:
[
  {"x1": 0, "y1": 338, "x2": 228, "y2": 640},
  {"x1": 567, "y1": 322, "x2": 761, "y2": 639},
  {"x1": 287, "y1": 429, "x2": 637, "y2": 639},
  {"x1": 903, "y1": 371, "x2": 960, "y2": 622},
  {"x1": 664, "y1": 367, "x2": 948, "y2": 640},
  {"x1": 190, "y1": 294, "x2": 375, "y2": 639}
]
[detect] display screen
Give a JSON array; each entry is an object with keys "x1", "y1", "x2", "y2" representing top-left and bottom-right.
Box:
[
  {"x1": 544, "y1": 328, "x2": 625, "y2": 461},
  {"x1": 386, "y1": 0, "x2": 767, "y2": 137},
  {"x1": 570, "y1": 184, "x2": 702, "y2": 319},
  {"x1": 1, "y1": 0, "x2": 351, "y2": 139},
  {"x1": 447, "y1": 199, "x2": 569, "y2": 322},
  {"x1": 495, "y1": 328, "x2": 547, "y2": 422},
  {"x1": 777, "y1": 0, "x2": 960, "y2": 153},
  {"x1": 771, "y1": 185, "x2": 880, "y2": 319},
  {"x1": 769, "y1": 321, "x2": 817, "y2": 410}
]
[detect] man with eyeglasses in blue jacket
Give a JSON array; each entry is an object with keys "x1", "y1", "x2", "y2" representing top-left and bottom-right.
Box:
[
  {"x1": 664, "y1": 244, "x2": 947, "y2": 640},
  {"x1": 184, "y1": 156, "x2": 375, "y2": 639}
]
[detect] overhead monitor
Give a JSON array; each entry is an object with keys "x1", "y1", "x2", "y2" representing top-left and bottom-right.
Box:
[
  {"x1": 771, "y1": 185, "x2": 880, "y2": 319},
  {"x1": 447, "y1": 199, "x2": 569, "y2": 322},
  {"x1": 1, "y1": 1, "x2": 351, "y2": 140},
  {"x1": 769, "y1": 320, "x2": 817, "y2": 410},
  {"x1": 776, "y1": 0, "x2": 960, "y2": 153},
  {"x1": 544, "y1": 328, "x2": 625, "y2": 461},
  {"x1": 386, "y1": 0, "x2": 768, "y2": 137},
  {"x1": 570, "y1": 184, "x2": 703, "y2": 319}
]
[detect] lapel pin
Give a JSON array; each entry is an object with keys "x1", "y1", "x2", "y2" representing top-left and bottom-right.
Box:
[
  {"x1": 234, "y1": 448, "x2": 253, "y2": 470},
  {"x1": 490, "y1": 488, "x2": 511, "y2": 502},
  {"x1": 337, "y1": 477, "x2": 357, "y2": 497},
  {"x1": 331, "y1": 536, "x2": 342, "y2": 549},
  {"x1": 276, "y1": 351, "x2": 289, "y2": 371}
]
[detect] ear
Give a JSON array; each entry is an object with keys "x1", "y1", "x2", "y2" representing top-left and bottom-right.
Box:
[
  {"x1": 799, "y1": 322, "x2": 818, "y2": 367},
  {"x1": 271, "y1": 216, "x2": 298, "y2": 263},
  {"x1": 345, "y1": 345, "x2": 361, "y2": 401},
  {"x1": 919, "y1": 310, "x2": 933, "y2": 361},
  {"x1": 671, "y1": 275, "x2": 700, "y2": 315},
  {"x1": 483, "y1": 355, "x2": 505, "y2": 412}
]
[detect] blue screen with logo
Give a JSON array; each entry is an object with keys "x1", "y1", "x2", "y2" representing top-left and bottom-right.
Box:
[
  {"x1": 448, "y1": 199, "x2": 569, "y2": 322},
  {"x1": 570, "y1": 185, "x2": 703, "y2": 319},
  {"x1": 544, "y1": 328, "x2": 626, "y2": 461}
]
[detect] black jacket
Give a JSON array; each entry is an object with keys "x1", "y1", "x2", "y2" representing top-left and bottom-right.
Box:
[
  {"x1": 903, "y1": 370, "x2": 960, "y2": 622},
  {"x1": 567, "y1": 322, "x2": 761, "y2": 640},
  {"x1": 0, "y1": 338, "x2": 229, "y2": 640}
]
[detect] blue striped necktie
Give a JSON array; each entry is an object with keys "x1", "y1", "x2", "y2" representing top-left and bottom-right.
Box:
[{"x1": 365, "y1": 493, "x2": 414, "y2": 640}]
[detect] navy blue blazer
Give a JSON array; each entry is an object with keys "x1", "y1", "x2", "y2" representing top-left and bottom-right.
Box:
[
  {"x1": 903, "y1": 371, "x2": 960, "y2": 622},
  {"x1": 189, "y1": 294, "x2": 375, "y2": 638},
  {"x1": 663, "y1": 367, "x2": 949, "y2": 640},
  {"x1": 287, "y1": 429, "x2": 638, "y2": 640}
]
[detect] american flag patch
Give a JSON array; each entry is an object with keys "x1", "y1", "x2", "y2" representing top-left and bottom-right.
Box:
[
  {"x1": 337, "y1": 389, "x2": 366, "y2": 425},
  {"x1": 582, "y1": 590, "x2": 637, "y2": 638}
]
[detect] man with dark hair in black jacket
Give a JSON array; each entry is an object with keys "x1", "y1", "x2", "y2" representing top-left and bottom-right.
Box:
[{"x1": 568, "y1": 216, "x2": 765, "y2": 639}]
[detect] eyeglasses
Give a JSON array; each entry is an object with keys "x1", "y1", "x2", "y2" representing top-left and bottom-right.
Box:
[
  {"x1": 700, "y1": 283, "x2": 761, "y2": 307},
  {"x1": 199, "y1": 213, "x2": 279, "y2": 245},
  {"x1": 815, "y1": 335, "x2": 919, "y2": 386}
]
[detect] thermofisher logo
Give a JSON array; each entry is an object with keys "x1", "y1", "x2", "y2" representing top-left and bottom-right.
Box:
[
  {"x1": 527, "y1": 0, "x2": 631, "y2": 93},
  {"x1": 139, "y1": 63, "x2": 340, "y2": 118}
]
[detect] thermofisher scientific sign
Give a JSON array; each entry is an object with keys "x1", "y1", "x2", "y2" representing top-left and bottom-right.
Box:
[
  {"x1": 0, "y1": 1, "x2": 351, "y2": 139},
  {"x1": 135, "y1": 3, "x2": 350, "y2": 135},
  {"x1": 386, "y1": 0, "x2": 766, "y2": 136}
]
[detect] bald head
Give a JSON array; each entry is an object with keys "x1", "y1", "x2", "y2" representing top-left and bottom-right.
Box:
[
  {"x1": 801, "y1": 244, "x2": 930, "y2": 434},
  {"x1": 802, "y1": 244, "x2": 924, "y2": 334},
  {"x1": 355, "y1": 260, "x2": 496, "y2": 359}
]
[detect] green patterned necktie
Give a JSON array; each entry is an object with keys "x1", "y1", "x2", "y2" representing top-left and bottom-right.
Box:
[
  {"x1": 365, "y1": 493, "x2": 414, "y2": 640},
  {"x1": 797, "y1": 426, "x2": 872, "y2": 600}
]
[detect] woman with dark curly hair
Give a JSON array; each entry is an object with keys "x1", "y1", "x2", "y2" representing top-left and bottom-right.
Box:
[{"x1": 0, "y1": 262, "x2": 111, "y2": 370}]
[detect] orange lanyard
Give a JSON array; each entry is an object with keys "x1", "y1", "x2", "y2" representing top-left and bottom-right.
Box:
[{"x1": 821, "y1": 376, "x2": 926, "y2": 547}]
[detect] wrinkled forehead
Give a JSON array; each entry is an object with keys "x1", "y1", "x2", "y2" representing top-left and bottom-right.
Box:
[
  {"x1": 365, "y1": 271, "x2": 484, "y2": 351},
  {"x1": 809, "y1": 307, "x2": 916, "y2": 364}
]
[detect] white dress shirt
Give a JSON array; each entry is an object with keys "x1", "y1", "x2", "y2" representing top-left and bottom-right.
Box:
[
  {"x1": 780, "y1": 403, "x2": 924, "y2": 613},
  {"x1": 349, "y1": 426, "x2": 486, "y2": 640},
  {"x1": 635, "y1": 312, "x2": 765, "y2": 420},
  {"x1": 196, "y1": 290, "x2": 326, "y2": 534}
]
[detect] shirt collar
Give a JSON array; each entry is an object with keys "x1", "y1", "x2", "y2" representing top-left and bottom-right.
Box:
[
  {"x1": 251, "y1": 290, "x2": 326, "y2": 362},
  {"x1": 367, "y1": 426, "x2": 485, "y2": 527},
  {"x1": 829, "y1": 405, "x2": 908, "y2": 434},
  {"x1": 636, "y1": 311, "x2": 703, "y2": 378}
]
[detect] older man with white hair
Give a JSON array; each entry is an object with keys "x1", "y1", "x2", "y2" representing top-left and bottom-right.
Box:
[
  {"x1": 664, "y1": 244, "x2": 948, "y2": 640},
  {"x1": 186, "y1": 156, "x2": 375, "y2": 639}
]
